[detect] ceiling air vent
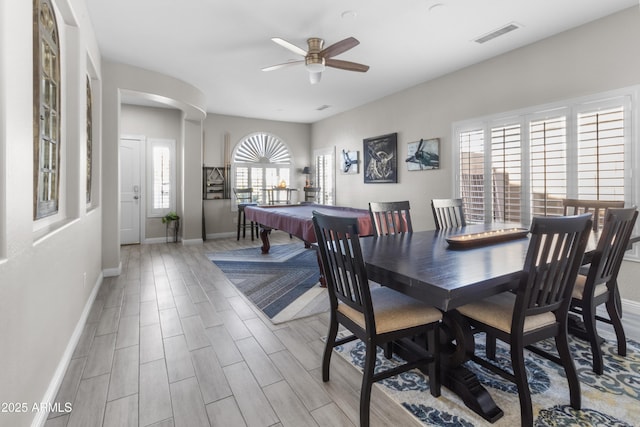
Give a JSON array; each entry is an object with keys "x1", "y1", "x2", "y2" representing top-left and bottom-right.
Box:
[
  {"x1": 316, "y1": 104, "x2": 331, "y2": 111},
  {"x1": 474, "y1": 23, "x2": 520, "y2": 44}
]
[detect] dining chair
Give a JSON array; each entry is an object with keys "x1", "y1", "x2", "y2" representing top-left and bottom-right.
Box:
[
  {"x1": 312, "y1": 210, "x2": 442, "y2": 427},
  {"x1": 368, "y1": 200, "x2": 413, "y2": 236},
  {"x1": 431, "y1": 198, "x2": 466, "y2": 229},
  {"x1": 233, "y1": 188, "x2": 258, "y2": 241},
  {"x1": 569, "y1": 207, "x2": 638, "y2": 374},
  {"x1": 303, "y1": 186, "x2": 321, "y2": 203},
  {"x1": 562, "y1": 198, "x2": 624, "y2": 231},
  {"x1": 455, "y1": 213, "x2": 592, "y2": 426}
]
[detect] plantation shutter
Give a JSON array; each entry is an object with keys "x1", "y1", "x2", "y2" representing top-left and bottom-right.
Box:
[
  {"x1": 577, "y1": 106, "x2": 625, "y2": 201},
  {"x1": 529, "y1": 116, "x2": 567, "y2": 217},
  {"x1": 491, "y1": 124, "x2": 522, "y2": 222},
  {"x1": 459, "y1": 129, "x2": 485, "y2": 223}
]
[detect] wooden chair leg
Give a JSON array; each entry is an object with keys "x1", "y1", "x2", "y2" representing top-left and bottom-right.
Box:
[
  {"x1": 322, "y1": 316, "x2": 338, "y2": 382},
  {"x1": 583, "y1": 303, "x2": 604, "y2": 375},
  {"x1": 383, "y1": 342, "x2": 393, "y2": 359},
  {"x1": 511, "y1": 344, "x2": 533, "y2": 427},
  {"x1": 360, "y1": 341, "x2": 377, "y2": 427},
  {"x1": 485, "y1": 332, "x2": 497, "y2": 360},
  {"x1": 606, "y1": 295, "x2": 627, "y2": 357},
  {"x1": 236, "y1": 209, "x2": 242, "y2": 240},
  {"x1": 427, "y1": 328, "x2": 441, "y2": 397},
  {"x1": 556, "y1": 331, "x2": 581, "y2": 410}
]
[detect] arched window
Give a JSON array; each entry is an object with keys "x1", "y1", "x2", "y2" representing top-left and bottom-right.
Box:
[
  {"x1": 232, "y1": 133, "x2": 292, "y2": 205},
  {"x1": 33, "y1": 0, "x2": 61, "y2": 219}
]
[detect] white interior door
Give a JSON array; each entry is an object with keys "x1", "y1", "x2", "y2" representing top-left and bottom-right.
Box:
[{"x1": 120, "y1": 137, "x2": 142, "y2": 244}]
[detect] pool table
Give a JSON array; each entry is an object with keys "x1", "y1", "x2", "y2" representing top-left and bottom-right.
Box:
[{"x1": 243, "y1": 203, "x2": 373, "y2": 254}]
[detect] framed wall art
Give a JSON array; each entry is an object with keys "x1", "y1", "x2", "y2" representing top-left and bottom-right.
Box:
[
  {"x1": 340, "y1": 149, "x2": 359, "y2": 174},
  {"x1": 363, "y1": 132, "x2": 397, "y2": 183},
  {"x1": 405, "y1": 138, "x2": 440, "y2": 171}
]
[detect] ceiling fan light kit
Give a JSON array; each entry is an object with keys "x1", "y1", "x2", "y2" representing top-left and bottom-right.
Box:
[{"x1": 263, "y1": 36, "x2": 369, "y2": 84}]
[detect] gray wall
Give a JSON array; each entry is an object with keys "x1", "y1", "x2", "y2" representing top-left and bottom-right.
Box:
[
  {"x1": 311, "y1": 6, "x2": 640, "y2": 303},
  {"x1": 0, "y1": 1, "x2": 103, "y2": 426}
]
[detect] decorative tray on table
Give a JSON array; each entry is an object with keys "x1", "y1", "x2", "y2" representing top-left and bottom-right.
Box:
[{"x1": 446, "y1": 228, "x2": 529, "y2": 249}]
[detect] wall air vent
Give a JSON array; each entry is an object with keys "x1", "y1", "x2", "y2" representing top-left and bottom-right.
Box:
[{"x1": 474, "y1": 23, "x2": 520, "y2": 44}]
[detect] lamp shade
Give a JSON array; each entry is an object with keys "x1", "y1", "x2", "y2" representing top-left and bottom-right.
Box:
[{"x1": 302, "y1": 166, "x2": 311, "y2": 174}]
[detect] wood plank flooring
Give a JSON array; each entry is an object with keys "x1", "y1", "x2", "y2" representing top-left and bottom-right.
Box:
[
  {"x1": 44, "y1": 231, "x2": 640, "y2": 427},
  {"x1": 45, "y1": 232, "x2": 423, "y2": 427}
]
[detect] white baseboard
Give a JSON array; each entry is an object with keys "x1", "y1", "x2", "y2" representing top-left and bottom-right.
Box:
[
  {"x1": 31, "y1": 273, "x2": 103, "y2": 427},
  {"x1": 182, "y1": 238, "x2": 203, "y2": 245},
  {"x1": 205, "y1": 232, "x2": 236, "y2": 240},
  {"x1": 103, "y1": 262, "x2": 121, "y2": 277}
]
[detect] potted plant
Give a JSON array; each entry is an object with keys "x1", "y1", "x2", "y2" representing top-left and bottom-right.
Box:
[
  {"x1": 162, "y1": 211, "x2": 180, "y2": 242},
  {"x1": 162, "y1": 211, "x2": 180, "y2": 224}
]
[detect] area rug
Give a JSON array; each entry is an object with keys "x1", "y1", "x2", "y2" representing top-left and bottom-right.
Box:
[
  {"x1": 332, "y1": 332, "x2": 640, "y2": 426},
  {"x1": 208, "y1": 244, "x2": 328, "y2": 324}
]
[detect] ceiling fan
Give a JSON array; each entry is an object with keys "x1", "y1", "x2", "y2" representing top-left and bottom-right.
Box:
[{"x1": 262, "y1": 37, "x2": 369, "y2": 84}]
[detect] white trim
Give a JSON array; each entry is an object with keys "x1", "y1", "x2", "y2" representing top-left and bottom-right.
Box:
[
  {"x1": 31, "y1": 273, "x2": 103, "y2": 427},
  {"x1": 103, "y1": 263, "x2": 122, "y2": 278}
]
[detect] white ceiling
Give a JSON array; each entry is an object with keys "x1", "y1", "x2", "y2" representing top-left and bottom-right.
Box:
[{"x1": 86, "y1": 0, "x2": 638, "y2": 123}]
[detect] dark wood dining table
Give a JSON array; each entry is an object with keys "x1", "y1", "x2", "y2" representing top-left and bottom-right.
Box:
[{"x1": 357, "y1": 222, "x2": 629, "y2": 423}]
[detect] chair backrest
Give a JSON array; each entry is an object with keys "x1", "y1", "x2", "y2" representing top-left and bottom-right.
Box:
[
  {"x1": 431, "y1": 198, "x2": 466, "y2": 230},
  {"x1": 304, "y1": 187, "x2": 321, "y2": 203},
  {"x1": 312, "y1": 211, "x2": 375, "y2": 329},
  {"x1": 514, "y1": 214, "x2": 592, "y2": 326},
  {"x1": 583, "y1": 207, "x2": 638, "y2": 291},
  {"x1": 368, "y1": 201, "x2": 413, "y2": 236},
  {"x1": 233, "y1": 188, "x2": 253, "y2": 204},
  {"x1": 562, "y1": 198, "x2": 624, "y2": 231}
]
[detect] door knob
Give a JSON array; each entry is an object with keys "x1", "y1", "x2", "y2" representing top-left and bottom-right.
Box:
[{"x1": 133, "y1": 196, "x2": 139, "y2": 200}]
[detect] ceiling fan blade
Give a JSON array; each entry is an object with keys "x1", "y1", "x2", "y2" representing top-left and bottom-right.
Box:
[
  {"x1": 261, "y1": 60, "x2": 304, "y2": 72},
  {"x1": 320, "y1": 37, "x2": 359, "y2": 58},
  {"x1": 309, "y1": 72, "x2": 322, "y2": 85},
  {"x1": 325, "y1": 59, "x2": 369, "y2": 72},
  {"x1": 271, "y1": 37, "x2": 307, "y2": 56}
]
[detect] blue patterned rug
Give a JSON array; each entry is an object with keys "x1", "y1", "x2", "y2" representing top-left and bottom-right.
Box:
[
  {"x1": 333, "y1": 332, "x2": 640, "y2": 426},
  {"x1": 208, "y1": 244, "x2": 326, "y2": 323}
]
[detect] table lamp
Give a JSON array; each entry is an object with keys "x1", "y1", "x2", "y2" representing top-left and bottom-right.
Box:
[{"x1": 302, "y1": 166, "x2": 311, "y2": 187}]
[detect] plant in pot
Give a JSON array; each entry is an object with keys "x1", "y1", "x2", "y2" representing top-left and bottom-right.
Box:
[
  {"x1": 162, "y1": 211, "x2": 180, "y2": 242},
  {"x1": 162, "y1": 211, "x2": 180, "y2": 224}
]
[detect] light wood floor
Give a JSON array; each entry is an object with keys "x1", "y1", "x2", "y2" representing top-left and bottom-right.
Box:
[
  {"x1": 44, "y1": 231, "x2": 640, "y2": 427},
  {"x1": 44, "y1": 231, "x2": 422, "y2": 427}
]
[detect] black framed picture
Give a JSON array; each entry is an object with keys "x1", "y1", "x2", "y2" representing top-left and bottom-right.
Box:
[
  {"x1": 406, "y1": 138, "x2": 440, "y2": 170},
  {"x1": 363, "y1": 132, "x2": 397, "y2": 183}
]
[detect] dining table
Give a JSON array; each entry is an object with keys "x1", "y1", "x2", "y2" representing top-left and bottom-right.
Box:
[{"x1": 357, "y1": 222, "x2": 635, "y2": 423}]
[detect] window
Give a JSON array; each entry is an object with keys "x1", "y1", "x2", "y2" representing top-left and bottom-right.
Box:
[
  {"x1": 454, "y1": 92, "x2": 633, "y2": 228},
  {"x1": 33, "y1": 0, "x2": 61, "y2": 219},
  {"x1": 147, "y1": 139, "x2": 176, "y2": 217},
  {"x1": 232, "y1": 133, "x2": 292, "y2": 206},
  {"x1": 313, "y1": 148, "x2": 335, "y2": 205}
]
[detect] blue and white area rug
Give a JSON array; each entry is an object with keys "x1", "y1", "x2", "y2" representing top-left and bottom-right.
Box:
[
  {"x1": 333, "y1": 332, "x2": 640, "y2": 426},
  {"x1": 208, "y1": 244, "x2": 328, "y2": 324}
]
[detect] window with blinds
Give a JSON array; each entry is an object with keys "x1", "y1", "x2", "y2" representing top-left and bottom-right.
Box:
[
  {"x1": 232, "y1": 133, "x2": 292, "y2": 206},
  {"x1": 454, "y1": 93, "x2": 633, "y2": 231},
  {"x1": 577, "y1": 106, "x2": 625, "y2": 201},
  {"x1": 458, "y1": 129, "x2": 485, "y2": 223},
  {"x1": 530, "y1": 116, "x2": 567, "y2": 217},
  {"x1": 491, "y1": 124, "x2": 522, "y2": 222},
  {"x1": 314, "y1": 151, "x2": 334, "y2": 205},
  {"x1": 147, "y1": 139, "x2": 176, "y2": 217}
]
